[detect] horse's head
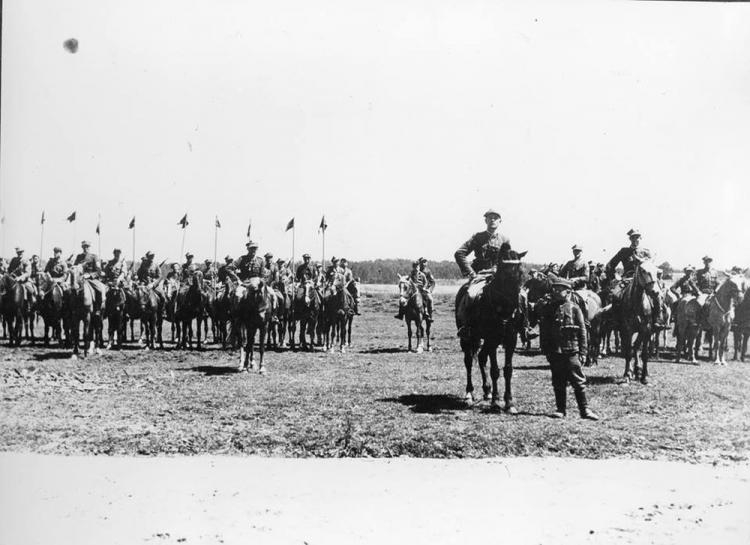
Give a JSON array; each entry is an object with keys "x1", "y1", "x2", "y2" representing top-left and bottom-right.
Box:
[
  {"x1": 397, "y1": 275, "x2": 414, "y2": 299},
  {"x1": 635, "y1": 260, "x2": 659, "y2": 294},
  {"x1": 525, "y1": 271, "x2": 550, "y2": 303},
  {"x1": 719, "y1": 274, "x2": 745, "y2": 306},
  {"x1": 494, "y1": 248, "x2": 528, "y2": 292}
]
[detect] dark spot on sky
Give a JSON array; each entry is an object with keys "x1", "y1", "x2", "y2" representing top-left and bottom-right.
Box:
[{"x1": 64, "y1": 38, "x2": 79, "y2": 54}]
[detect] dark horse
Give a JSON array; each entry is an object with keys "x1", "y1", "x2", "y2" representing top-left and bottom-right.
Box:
[
  {"x1": 127, "y1": 283, "x2": 163, "y2": 350},
  {"x1": 322, "y1": 276, "x2": 356, "y2": 353},
  {"x1": 1, "y1": 275, "x2": 29, "y2": 346},
  {"x1": 289, "y1": 281, "x2": 321, "y2": 351},
  {"x1": 397, "y1": 275, "x2": 431, "y2": 353},
  {"x1": 233, "y1": 278, "x2": 273, "y2": 373},
  {"x1": 38, "y1": 274, "x2": 67, "y2": 347},
  {"x1": 525, "y1": 271, "x2": 604, "y2": 365},
  {"x1": 454, "y1": 248, "x2": 527, "y2": 411},
  {"x1": 610, "y1": 260, "x2": 660, "y2": 384},
  {"x1": 67, "y1": 266, "x2": 104, "y2": 358},
  {"x1": 105, "y1": 284, "x2": 128, "y2": 349},
  {"x1": 174, "y1": 271, "x2": 205, "y2": 350}
]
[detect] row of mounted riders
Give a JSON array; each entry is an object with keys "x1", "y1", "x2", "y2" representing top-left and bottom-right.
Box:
[{"x1": 0, "y1": 267, "x2": 360, "y2": 360}]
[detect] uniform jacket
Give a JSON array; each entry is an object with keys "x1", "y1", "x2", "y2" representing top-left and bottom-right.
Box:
[
  {"x1": 103, "y1": 258, "x2": 125, "y2": 282},
  {"x1": 8, "y1": 256, "x2": 29, "y2": 277},
  {"x1": 296, "y1": 262, "x2": 315, "y2": 282},
  {"x1": 605, "y1": 246, "x2": 651, "y2": 278},
  {"x1": 137, "y1": 260, "x2": 161, "y2": 283},
  {"x1": 44, "y1": 257, "x2": 68, "y2": 278},
  {"x1": 325, "y1": 264, "x2": 344, "y2": 282},
  {"x1": 696, "y1": 268, "x2": 718, "y2": 294},
  {"x1": 218, "y1": 263, "x2": 237, "y2": 282},
  {"x1": 408, "y1": 269, "x2": 428, "y2": 289},
  {"x1": 454, "y1": 230, "x2": 511, "y2": 276},
  {"x1": 181, "y1": 262, "x2": 197, "y2": 282},
  {"x1": 420, "y1": 267, "x2": 436, "y2": 291},
  {"x1": 671, "y1": 275, "x2": 699, "y2": 296},
  {"x1": 237, "y1": 254, "x2": 265, "y2": 280},
  {"x1": 74, "y1": 252, "x2": 102, "y2": 277},
  {"x1": 560, "y1": 258, "x2": 589, "y2": 283},
  {"x1": 263, "y1": 262, "x2": 278, "y2": 282},
  {"x1": 539, "y1": 297, "x2": 587, "y2": 355}
]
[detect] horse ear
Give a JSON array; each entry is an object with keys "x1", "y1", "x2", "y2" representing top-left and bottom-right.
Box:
[{"x1": 518, "y1": 251, "x2": 528, "y2": 259}]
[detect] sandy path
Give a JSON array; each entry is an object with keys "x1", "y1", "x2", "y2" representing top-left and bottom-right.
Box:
[{"x1": 1, "y1": 454, "x2": 748, "y2": 545}]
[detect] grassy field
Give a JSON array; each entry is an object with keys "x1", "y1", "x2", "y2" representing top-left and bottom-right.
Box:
[{"x1": 1, "y1": 291, "x2": 748, "y2": 462}]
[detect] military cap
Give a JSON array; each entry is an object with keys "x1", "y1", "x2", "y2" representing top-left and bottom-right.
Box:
[
  {"x1": 264, "y1": 252, "x2": 273, "y2": 258},
  {"x1": 572, "y1": 244, "x2": 582, "y2": 252},
  {"x1": 146, "y1": 251, "x2": 155, "y2": 257},
  {"x1": 331, "y1": 256, "x2": 339, "y2": 262},
  {"x1": 551, "y1": 277, "x2": 573, "y2": 289},
  {"x1": 412, "y1": 261, "x2": 419, "y2": 267},
  {"x1": 730, "y1": 266, "x2": 743, "y2": 274},
  {"x1": 15, "y1": 247, "x2": 24, "y2": 253},
  {"x1": 113, "y1": 248, "x2": 122, "y2": 253},
  {"x1": 276, "y1": 258, "x2": 285, "y2": 264},
  {"x1": 185, "y1": 252, "x2": 194, "y2": 258},
  {"x1": 246, "y1": 240, "x2": 258, "y2": 248},
  {"x1": 684, "y1": 265, "x2": 695, "y2": 272},
  {"x1": 53, "y1": 246, "x2": 62, "y2": 253},
  {"x1": 340, "y1": 258, "x2": 348, "y2": 263},
  {"x1": 81, "y1": 240, "x2": 91, "y2": 247},
  {"x1": 702, "y1": 256, "x2": 712, "y2": 262},
  {"x1": 626, "y1": 229, "x2": 641, "y2": 237},
  {"x1": 204, "y1": 259, "x2": 212, "y2": 264},
  {"x1": 302, "y1": 253, "x2": 311, "y2": 258},
  {"x1": 224, "y1": 255, "x2": 233, "y2": 261},
  {"x1": 483, "y1": 209, "x2": 501, "y2": 219},
  {"x1": 418, "y1": 257, "x2": 427, "y2": 264}
]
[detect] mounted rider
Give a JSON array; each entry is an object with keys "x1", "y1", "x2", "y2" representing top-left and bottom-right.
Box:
[
  {"x1": 238, "y1": 240, "x2": 277, "y2": 319},
  {"x1": 395, "y1": 261, "x2": 430, "y2": 321},
  {"x1": 7, "y1": 248, "x2": 37, "y2": 302},
  {"x1": 560, "y1": 245, "x2": 589, "y2": 289},
  {"x1": 295, "y1": 253, "x2": 315, "y2": 284},
  {"x1": 325, "y1": 257, "x2": 344, "y2": 286},
  {"x1": 43, "y1": 247, "x2": 68, "y2": 283},
  {"x1": 454, "y1": 209, "x2": 511, "y2": 338},
  {"x1": 262, "y1": 252, "x2": 278, "y2": 285},
  {"x1": 30, "y1": 255, "x2": 42, "y2": 283},
  {"x1": 418, "y1": 257, "x2": 435, "y2": 321},
  {"x1": 103, "y1": 248, "x2": 126, "y2": 285},
  {"x1": 136, "y1": 251, "x2": 162, "y2": 285},
  {"x1": 203, "y1": 259, "x2": 218, "y2": 283},
  {"x1": 340, "y1": 257, "x2": 361, "y2": 315},
  {"x1": 181, "y1": 252, "x2": 197, "y2": 283},
  {"x1": 670, "y1": 266, "x2": 700, "y2": 297},
  {"x1": 605, "y1": 229, "x2": 664, "y2": 326},
  {"x1": 696, "y1": 256, "x2": 718, "y2": 294},
  {"x1": 73, "y1": 240, "x2": 106, "y2": 311}
]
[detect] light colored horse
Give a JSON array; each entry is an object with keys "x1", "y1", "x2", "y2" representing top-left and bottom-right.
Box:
[
  {"x1": 704, "y1": 275, "x2": 745, "y2": 365},
  {"x1": 674, "y1": 295, "x2": 702, "y2": 364},
  {"x1": 397, "y1": 275, "x2": 430, "y2": 353}
]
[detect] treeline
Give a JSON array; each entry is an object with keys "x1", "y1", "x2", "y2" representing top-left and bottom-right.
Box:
[{"x1": 348, "y1": 259, "x2": 549, "y2": 284}]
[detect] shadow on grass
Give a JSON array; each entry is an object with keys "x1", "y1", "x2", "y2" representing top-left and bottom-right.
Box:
[
  {"x1": 360, "y1": 347, "x2": 407, "y2": 354},
  {"x1": 585, "y1": 375, "x2": 618, "y2": 385},
  {"x1": 379, "y1": 394, "x2": 466, "y2": 414},
  {"x1": 177, "y1": 365, "x2": 241, "y2": 376},
  {"x1": 513, "y1": 364, "x2": 550, "y2": 371},
  {"x1": 32, "y1": 351, "x2": 72, "y2": 361}
]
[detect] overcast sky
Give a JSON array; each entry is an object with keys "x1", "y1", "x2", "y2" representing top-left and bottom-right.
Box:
[{"x1": 2, "y1": 1, "x2": 749, "y2": 269}]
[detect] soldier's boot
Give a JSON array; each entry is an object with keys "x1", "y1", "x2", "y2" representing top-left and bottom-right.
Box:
[
  {"x1": 575, "y1": 389, "x2": 599, "y2": 420},
  {"x1": 393, "y1": 303, "x2": 405, "y2": 320},
  {"x1": 651, "y1": 292, "x2": 665, "y2": 328},
  {"x1": 425, "y1": 295, "x2": 434, "y2": 322},
  {"x1": 354, "y1": 298, "x2": 361, "y2": 315},
  {"x1": 551, "y1": 386, "x2": 567, "y2": 418}
]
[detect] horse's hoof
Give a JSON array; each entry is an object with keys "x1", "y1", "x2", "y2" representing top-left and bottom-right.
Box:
[
  {"x1": 490, "y1": 399, "x2": 502, "y2": 411},
  {"x1": 464, "y1": 392, "x2": 474, "y2": 405},
  {"x1": 341, "y1": 347, "x2": 346, "y2": 354},
  {"x1": 640, "y1": 377, "x2": 649, "y2": 386},
  {"x1": 96, "y1": 348, "x2": 102, "y2": 356},
  {"x1": 258, "y1": 367, "x2": 265, "y2": 375},
  {"x1": 106, "y1": 344, "x2": 112, "y2": 351},
  {"x1": 505, "y1": 405, "x2": 518, "y2": 415},
  {"x1": 482, "y1": 392, "x2": 491, "y2": 402},
  {"x1": 416, "y1": 346, "x2": 423, "y2": 354},
  {"x1": 70, "y1": 354, "x2": 78, "y2": 361}
]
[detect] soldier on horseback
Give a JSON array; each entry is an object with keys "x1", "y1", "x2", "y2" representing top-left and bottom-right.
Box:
[
  {"x1": 454, "y1": 209, "x2": 510, "y2": 338},
  {"x1": 30, "y1": 255, "x2": 42, "y2": 282},
  {"x1": 137, "y1": 252, "x2": 162, "y2": 284},
  {"x1": 605, "y1": 229, "x2": 664, "y2": 326},
  {"x1": 238, "y1": 241, "x2": 277, "y2": 320},
  {"x1": 73, "y1": 240, "x2": 106, "y2": 311},
  {"x1": 340, "y1": 258, "x2": 361, "y2": 315},
  {"x1": 296, "y1": 253, "x2": 315, "y2": 283},
  {"x1": 44, "y1": 247, "x2": 68, "y2": 283},
  {"x1": 103, "y1": 249, "x2": 126, "y2": 285},
  {"x1": 325, "y1": 257, "x2": 343, "y2": 285},
  {"x1": 696, "y1": 256, "x2": 718, "y2": 294},
  {"x1": 263, "y1": 252, "x2": 277, "y2": 284},
  {"x1": 181, "y1": 252, "x2": 197, "y2": 282},
  {"x1": 560, "y1": 245, "x2": 589, "y2": 289},
  {"x1": 203, "y1": 259, "x2": 218, "y2": 283},
  {"x1": 418, "y1": 257, "x2": 435, "y2": 321},
  {"x1": 7, "y1": 248, "x2": 38, "y2": 303},
  {"x1": 670, "y1": 266, "x2": 700, "y2": 297},
  {"x1": 395, "y1": 261, "x2": 431, "y2": 321}
]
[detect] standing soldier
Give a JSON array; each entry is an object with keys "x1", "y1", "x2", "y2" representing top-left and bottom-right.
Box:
[
  {"x1": 454, "y1": 209, "x2": 511, "y2": 338},
  {"x1": 103, "y1": 249, "x2": 126, "y2": 285},
  {"x1": 560, "y1": 245, "x2": 589, "y2": 288},
  {"x1": 696, "y1": 256, "x2": 718, "y2": 294},
  {"x1": 136, "y1": 251, "x2": 162, "y2": 285},
  {"x1": 418, "y1": 257, "x2": 435, "y2": 322},
  {"x1": 44, "y1": 247, "x2": 68, "y2": 283},
  {"x1": 538, "y1": 277, "x2": 599, "y2": 420},
  {"x1": 182, "y1": 252, "x2": 197, "y2": 282},
  {"x1": 296, "y1": 253, "x2": 315, "y2": 283},
  {"x1": 73, "y1": 240, "x2": 106, "y2": 310}
]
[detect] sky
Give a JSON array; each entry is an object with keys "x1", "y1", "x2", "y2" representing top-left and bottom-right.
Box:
[{"x1": 2, "y1": 0, "x2": 749, "y2": 269}]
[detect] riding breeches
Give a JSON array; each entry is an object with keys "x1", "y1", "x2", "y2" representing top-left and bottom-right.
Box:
[{"x1": 547, "y1": 352, "x2": 588, "y2": 415}]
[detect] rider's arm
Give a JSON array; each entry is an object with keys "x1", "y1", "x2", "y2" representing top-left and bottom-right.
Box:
[
  {"x1": 605, "y1": 249, "x2": 624, "y2": 278},
  {"x1": 454, "y1": 235, "x2": 477, "y2": 277}
]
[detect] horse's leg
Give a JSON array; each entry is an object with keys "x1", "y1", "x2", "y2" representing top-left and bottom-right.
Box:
[
  {"x1": 415, "y1": 317, "x2": 424, "y2": 354},
  {"x1": 488, "y1": 346, "x2": 502, "y2": 410},
  {"x1": 258, "y1": 324, "x2": 267, "y2": 374},
  {"x1": 742, "y1": 330, "x2": 748, "y2": 362},
  {"x1": 406, "y1": 319, "x2": 413, "y2": 352},
  {"x1": 476, "y1": 344, "x2": 490, "y2": 401},
  {"x1": 639, "y1": 328, "x2": 650, "y2": 385},
  {"x1": 621, "y1": 326, "x2": 633, "y2": 381},
  {"x1": 425, "y1": 319, "x2": 431, "y2": 352},
  {"x1": 196, "y1": 316, "x2": 203, "y2": 351},
  {"x1": 462, "y1": 340, "x2": 476, "y2": 404}
]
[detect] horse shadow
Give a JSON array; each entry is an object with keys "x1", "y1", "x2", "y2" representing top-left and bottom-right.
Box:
[
  {"x1": 176, "y1": 365, "x2": 241, "y2": 376},
  {"x1": 585, "y1": 375, "x2": 618, "y2": 385},
  {"x1": 360, "y1": 347, "x2": 407, "y2": 354},
  {"x1": 513, "y1": 364, "x2": 550, "y2": 371},
  {"x1": 32, "y1": 351, "x2": 73, "y2": 361},
  {"x1": 378, "y1": 394, "x2": 466, "y2": 414}
]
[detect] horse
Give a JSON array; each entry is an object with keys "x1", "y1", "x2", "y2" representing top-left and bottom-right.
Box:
[
  {"x1": 396, "y1": 275, "x2": 431, "y2": 353},
  {"x1": 732, "y1": 290, "x2": 750, "y2": 361},
  {"x1": 597, "y1": 279, "x2": 620, "y2": 356},
  {"x1": 289, "y1": 281, "x2": 321, "y2": 351},
  {"x1": 67, "y1": 266, "x2": 104, "y2": 358},
  {"x1": 267, "y1": 283, "x2": 292, "y2": 350},
  {"x1": 174, "y1": 271, "x2": 206, "y2": 350},
  {"x1": 525, "y1": 271, "x2": 603, "y2": 365},
  {"x1": 127, "y1": 283, "x2": 163, "y2": 350},
  {"x1": 674, "y1": 294, "x2": 703, "y2": 364},
  {"x1": 322, "y1": 275, "x2": 355, "y2": 353},
  {"x1": 0, "y1": 275, "x2": 28, "y2": 346},
  {"x1": 703, "y1": 275, "x2": 744, "y2": 365},
  {"x1": 454, "y1": 248, "x2": 527, "y2": 411},
  {"x1": 38, "y1": 274, "x2": 67, "y2": 347},
  {"x1": 610, "y1": 260, "x2": 661, "y2": 384},
  {"x1": 233, "y1": 278, "x2": 273, "y2": 373}
]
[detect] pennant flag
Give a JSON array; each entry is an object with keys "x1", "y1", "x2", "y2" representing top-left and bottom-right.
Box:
[
  {"x1": 41, "y1": 211, "x2": 46, "y2": 225},
  {"x1": 215, "y1": 216, "x2": 221, "y2": 229},
  {"x1": 95, "y1": 221, "x2": 100, "y2": 235},
  {"x1": 128, "y1": 217, "x2": 136, "y2": 229},
  {"x1": 178, "y1": 214, "x2": 189, "y2": 228},
  {"x1": 1, "y1": 216, "x2": 5, "y2": 225},
  {"x1": 319, "y1": 215, "x2": 327, "y2": 233},
  {"x1": 285, "y1": 217, "x2": 295, "y2": 232},
  {"x1": 66, "y1": 211, "x2": 77, "y2": 222},
  {"x1": 246, "y1": 219, "x2": 252, "y2": 238}
]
